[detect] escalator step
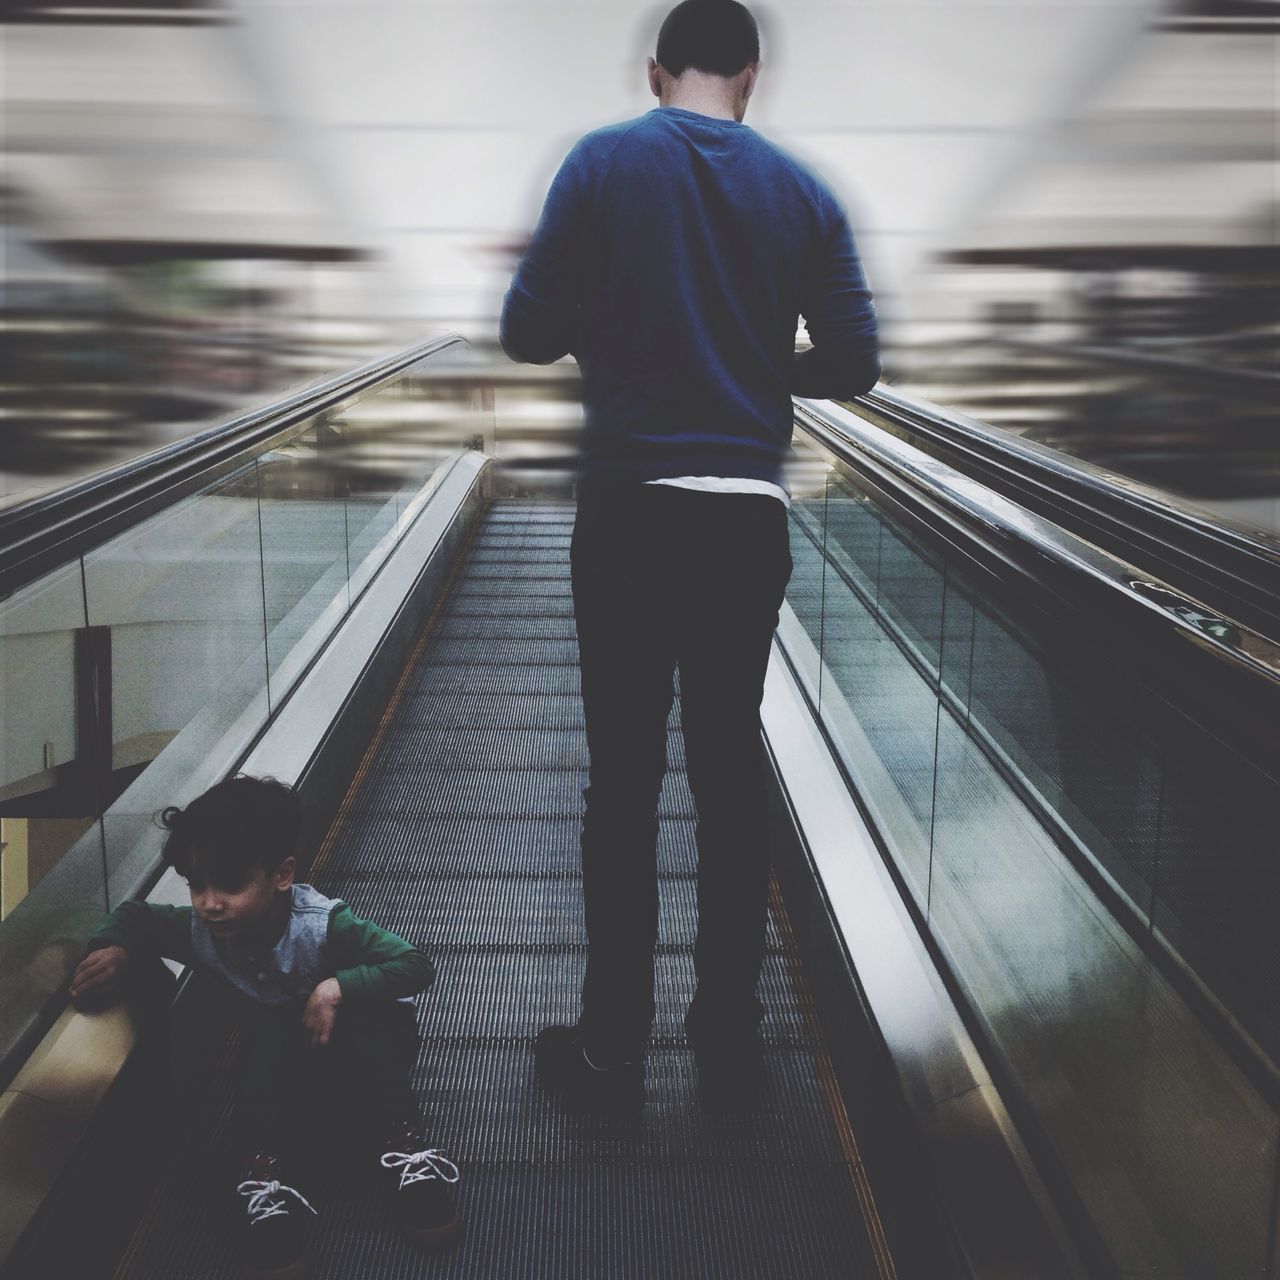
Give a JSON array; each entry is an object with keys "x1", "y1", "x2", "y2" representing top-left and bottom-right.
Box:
[
  {"x1": 401, "y1": 950, "x2": 809, "y2": 1047},
  {"x1": 325, "y1": 813, "x2": 698, "y2": 877},
  {"x1": 325, "y1": 866, "x2": 784, "y2": 954},
  {"x1": 374, "y1": 726, "x2": 687, "y2": 771},
  {"x1": 404, "y1": 664, "x2": 582, "y2": 696},
  {"x1": 420, "y1": 635, "x2": 581, "y2": 666},
  {"x1": 348, "y1": 765, "x2": 697, "y2": 819},
  {"x1": 433, "y1": 616, "x2": 579, "y2": 640},
  {"x1": 118, "y1": 500, "x2": 887, "y2": 1280},
  {"x1": 443, "y1": 597, "x2": 577, "y2": 618},
  {"x1": 411, "y1": 1043, "x2": 848, "y2": 1165},
  {"x1": 451, "y1": 579, "x2": 574, "y2": 598}
]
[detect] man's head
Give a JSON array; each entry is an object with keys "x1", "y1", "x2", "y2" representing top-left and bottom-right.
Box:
[
  {"x1": 161, "y1": 775, "x2": 300, "y2": 938},
  {"x1": 649, "y1": 0, "x2": 761, "y2": 121}
]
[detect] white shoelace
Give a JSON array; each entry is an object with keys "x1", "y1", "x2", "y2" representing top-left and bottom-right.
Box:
[
  {"x1": 380, "y1": 1148, "x2": 462, "y2": 1190},
  {"x1": 237, "y1": 1178, "x2": 318, "y2": 1225}
]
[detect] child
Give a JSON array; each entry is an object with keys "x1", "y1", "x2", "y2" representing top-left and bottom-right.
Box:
[{"x1": 69, "y1": 775, "x2": 460, "y2": 1278}]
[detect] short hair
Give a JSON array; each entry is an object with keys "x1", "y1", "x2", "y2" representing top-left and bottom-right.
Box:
[
  {"x1": 656, "y1": 0, "x2": 759, "y2": 78},
  {"x1": 160, "y1": 775, "x2": 300, "y2": 889}
]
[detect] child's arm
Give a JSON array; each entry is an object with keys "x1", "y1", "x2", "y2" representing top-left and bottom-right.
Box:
[
  {"x1": 69, "y1": 901, "x2": 194, "y2": 999},
  {"x1": 302, "y1": 905, "x2": 433, "y2": 1046},
  {"x1": 325, "y1": 904, "x2": 435, "y2": 1002}
]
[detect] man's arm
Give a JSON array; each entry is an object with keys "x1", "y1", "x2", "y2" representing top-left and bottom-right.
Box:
[
  {"x1": 499, "y1": 143, "x2": 593, "y2": 365},
  {"x1": 326, "y1": 904, "x2": 435, "y2": 1002},
  {"x1": 792, "y1": 197, "x2": 880, "y2": 400}
]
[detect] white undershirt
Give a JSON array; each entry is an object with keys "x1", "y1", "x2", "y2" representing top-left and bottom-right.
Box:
[{"x1": 644, "y1": 476, "x2": 791, "y2": 508}]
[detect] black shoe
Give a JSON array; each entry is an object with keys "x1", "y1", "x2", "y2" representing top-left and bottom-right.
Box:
[
  {"x1": 534, "y1": 1025, "x2": 644, "y2": 1113},
  {"x1": 379, "y1": 1122, "x2": 463, "y2": 1250},
  {"x1": 236, "y1": 1153, "x2": 316, "y2": 1280},
  {"x1": 686, "y1": 1017, "x2": 767, "y2": 1111}
]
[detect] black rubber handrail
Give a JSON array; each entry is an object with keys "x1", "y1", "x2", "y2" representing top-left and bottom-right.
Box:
[
  {"x1": 0, "y1": 332, "x2": 466, "y2": 601},
  {"x1": 854, "y1": 382, "x2": 1280, "y2": 642},
  {"x1": 794, "y1": 396, "x2": 1280, "y2": 770}
]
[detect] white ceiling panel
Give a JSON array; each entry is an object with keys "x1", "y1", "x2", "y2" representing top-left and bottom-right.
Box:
[
  {"x1": 6, "y1": 23, "x2": 254, "y2": 108},
  {"x1": 251, "y1": 4, "x2": 650, "y2": 131},
  {"x1": 330, "y1": 128, "x2": 579, "y2": 235},
  {"x1": 7, "y1": 0, "x2": 1255, "y2": 329}
]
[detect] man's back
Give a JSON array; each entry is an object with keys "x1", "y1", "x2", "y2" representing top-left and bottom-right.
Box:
[{"x1": 500, "y1": 106, "x2": 879, "y2": 487}]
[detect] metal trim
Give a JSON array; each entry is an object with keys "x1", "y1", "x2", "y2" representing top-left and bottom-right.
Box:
[
  {"x1": 0, "y1": 454, "x2": 489, "y2": 1270},
  {"x1": 761, "y1": 616, "x2": 1088, "y2": 1280},
  {"x1": 0, "y1": 332, "x2": 467, "y2": 600},
  {"x1": 854, "y1": 383, "x2": 1280, "y2": 631},
  {"x1": 794, "y1": 399, "x2": 1280, "y2": 690}
]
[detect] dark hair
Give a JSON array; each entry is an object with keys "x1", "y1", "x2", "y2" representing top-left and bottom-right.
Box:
[
  {"x1": 160, "y1": 776, "x2": 300, "y2": 889},
  {"x1": 656, "y1": 0, "x2": 759, "y2": 78}
]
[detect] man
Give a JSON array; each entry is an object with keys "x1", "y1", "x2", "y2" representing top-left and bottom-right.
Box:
[{"x1": 500, "y1": 0, "x2": 879, "y2": 1108}]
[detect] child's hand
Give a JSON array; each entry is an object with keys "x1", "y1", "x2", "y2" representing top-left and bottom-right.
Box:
[
  {"x1": 303, "y1": 978, "x2": 343, "y2": 1047},
  {"x1": 69, "y1": 945, "x2": 128, "y2": 1002}
]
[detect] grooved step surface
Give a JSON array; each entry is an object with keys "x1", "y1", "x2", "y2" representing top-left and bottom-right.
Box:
[
  {"x1": 349, "y1": 766, "x2": 697, "y2": 819},
  {"x1": 121, "y1": 499, "x2": 883, "y2": 1280},
  {"x1": 327, "y1": 813, "x2": 698, "y2": 876},
  {"x1": 451, "y1": 578, "x2": 574, "y2": 598}
]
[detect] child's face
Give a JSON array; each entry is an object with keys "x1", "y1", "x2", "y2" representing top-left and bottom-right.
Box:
[{"x1": 186, "y1": 858, "x2": 295, "y2": 939}]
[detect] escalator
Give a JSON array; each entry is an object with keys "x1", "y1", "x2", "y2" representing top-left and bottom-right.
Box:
[
  {"x1": 2, "y1": 337, "x2": 1277, "y2": 1279},
  {"x1": 108, "y1": 499, "x2": 908, "y2": 1280}
]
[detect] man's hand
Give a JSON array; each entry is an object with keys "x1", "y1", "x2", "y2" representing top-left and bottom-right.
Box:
[
  {"x1": 69, "y1": 945, "x2": 128, "y2": 1001},
  {"x1": 303, "y1": 977, "x2": 343, "y2": 1048}
]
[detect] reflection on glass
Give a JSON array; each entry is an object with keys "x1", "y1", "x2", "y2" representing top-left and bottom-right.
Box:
[
  {"x1": 84, "y1": 467, "x2": 269, "y2": 793},
  {"x1": 259, "y1": 451, "x2": 352, "y2": 704},
  {"x1": 785, "y1": 435, "x2": 1280, "y2": 1276},
  {"x1": 1, "y1": 561, "x2": 86, "y2": 806},
  {"x1": 816, "y1": 469, "x2": 943, "y2": 907},
  {"x1": 0, "y1": 352, "x2": 486, "y2": 1070},
  {"x1": 783, "y1": 436, "x2": 830, "y2": 700}
]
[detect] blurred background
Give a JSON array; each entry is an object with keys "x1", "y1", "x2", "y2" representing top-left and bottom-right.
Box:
[
  {"x1": 1, "y1": 9, "x2": 1278, "y2": 1269},
  {"x1": 2, "y1": 0, "x2": 1277, "y2": 522}
]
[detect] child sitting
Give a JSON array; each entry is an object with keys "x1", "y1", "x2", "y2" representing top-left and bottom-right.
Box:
[{"x1": 69, "y1": 775, "x2": 459, "y2": 1278}]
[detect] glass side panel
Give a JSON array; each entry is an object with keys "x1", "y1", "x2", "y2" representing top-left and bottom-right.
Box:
[
  {"x1": 258, "y1": 451, "x2": 352, "y2": 704},
  {"x1": 930, "y1": 709, "x2": 1276, "y2": 1280},
  {"x1": 783, "y1": 436, "x2": 831, "y2": 702},
  {"x1": 82, "y1": 467, "x2": 270, "y2": 905},
  {"x1": 817, "y1": 468, "x2": 942, "y2": 909},
  {"x1": 0, "y1": 563, "x2": 106, "y2": 1057},
  {"x1": 0, "y1": 346, "x2": 489, "y2": 1076},
  {"x1": 963, "y1": 597, "x2": 1163, "y2": 916},
  {"x1": 0, "y1": 819, "x2": 107, "y2": 1062},
  {"x1": 1151, "y1": 753, "x2": 1280, "y2": 1058},
  {"x1": 0, "y1": 561, "x2": 85, "y2": 803},
  {"x1": 333, "y1": 357, "x2": 474, "y2": 600},
  {"x1": 786, "y1": 424, "x2": 1280, "y2": 1277}
]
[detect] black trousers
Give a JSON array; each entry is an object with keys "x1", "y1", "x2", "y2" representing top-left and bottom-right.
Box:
[
  {"x1": 170, "y1": 976, "x2": 420, "y2": 1165},
  {"x1": 571, "y1": 477, "x2": 793, "y2": 1059}
]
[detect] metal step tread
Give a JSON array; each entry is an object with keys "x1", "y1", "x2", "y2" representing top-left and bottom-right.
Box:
[{"x1": 120, "y1": 499, "x2": 885, "y2": 1280}]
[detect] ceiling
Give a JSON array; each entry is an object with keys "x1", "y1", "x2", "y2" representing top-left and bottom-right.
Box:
[{"x1": 5, "y1": 0, "x2": 1276, "y2": 338}]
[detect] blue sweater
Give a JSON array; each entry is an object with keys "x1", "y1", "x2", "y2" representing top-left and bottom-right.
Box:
[{"x1": 500, "y1": 107, "x2": 880, "y2": 488}]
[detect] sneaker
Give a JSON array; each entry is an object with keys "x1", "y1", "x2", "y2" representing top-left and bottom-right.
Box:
[
  {"x1": 379, "y1": 1123, "x2": 462, "y2": 1249},
  {"x1": 236, "y1": 1153, "x2": 317, "y2": 1280},
  {"x1": 533, "y1": 1024, "x2": 644, "y2": 1113}
]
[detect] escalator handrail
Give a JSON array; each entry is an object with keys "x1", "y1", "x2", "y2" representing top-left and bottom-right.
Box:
[
  {"x1": 864, "y1": 382, "x2": 1280, "y2": 564},
  {"x1": 0, "y1": 332, "x2": 467, "y2": 600},
  {"x1": 794, "y1": 397, "x2": 1280, "y2": 759},
  {"x1": 857, "y1": 382, "x2": 1280, "y2": 637}
]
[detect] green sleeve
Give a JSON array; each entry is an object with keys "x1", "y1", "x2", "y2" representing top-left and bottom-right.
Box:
[
  {"x1": 326, "y1": 904, "x2": 434, "y2": 1002},
  {"x1": 87, "y1": 900, "x2": 195, "y2": 966}
]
